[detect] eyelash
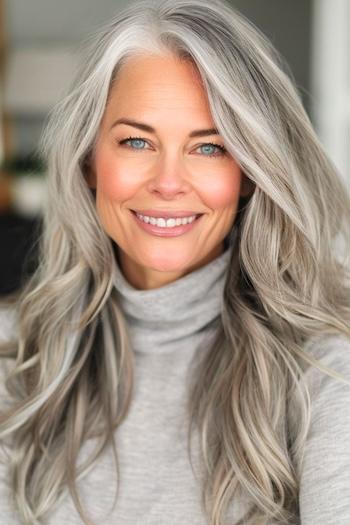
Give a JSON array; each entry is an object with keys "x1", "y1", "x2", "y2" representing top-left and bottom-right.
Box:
[{"x1": 118, "y1": 136, "x2": 227, "y2": 157}]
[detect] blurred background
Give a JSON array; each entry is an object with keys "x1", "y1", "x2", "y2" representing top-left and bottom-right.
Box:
[{"x1": 0, "y1": 0, "x2": 349, "y2": 296}]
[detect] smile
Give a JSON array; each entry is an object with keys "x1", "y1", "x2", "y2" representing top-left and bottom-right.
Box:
[
  {"x1": 136, "y1": 212, "x2": 199, "y2": 227},
  {"x1": 130, "y1": 210, "x2": 203, "y2": 237}
]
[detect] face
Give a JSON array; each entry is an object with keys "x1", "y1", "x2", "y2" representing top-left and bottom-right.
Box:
[{"x1": 87, "y1": 53, "x2": 254, "y2": 290}]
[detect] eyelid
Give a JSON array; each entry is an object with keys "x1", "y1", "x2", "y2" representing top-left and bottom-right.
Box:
[
  {"x1": 118, "y1": 136, "x2": 226, "y2": 155},
  {"x1": 118, "y1": 136, "x2": 153, "y2": 149}
]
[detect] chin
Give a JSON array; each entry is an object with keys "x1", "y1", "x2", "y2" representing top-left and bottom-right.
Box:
[{"x1": 139, "y1": 253, "x2": 195, "y2": 272}]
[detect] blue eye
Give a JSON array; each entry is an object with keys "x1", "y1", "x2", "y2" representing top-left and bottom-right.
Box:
[
  {"x1": 120, "y1": 137, "x2": 147, "y2": 149},
  {"x1": 118, "y1": 136, "x2": 226, "y2": 157},
  {"x1": 198, "y1": 143, "x2": 226, "y2": 157}
]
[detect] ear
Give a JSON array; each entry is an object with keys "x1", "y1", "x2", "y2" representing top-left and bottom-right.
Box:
[
  {"x1": 85, "y1": 168, "x2": 97, "y2": 189},
  {"x1": 240, "y1": 173, "x2": 255, "y2": 198},
  {"x1": 83, "y1": 158, "x2": 97, "y2": 189}
]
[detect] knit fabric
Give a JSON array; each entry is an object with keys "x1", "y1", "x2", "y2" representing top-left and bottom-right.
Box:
[{"x1": 1, "y1": 245, "x2": 350, "y2": 524}]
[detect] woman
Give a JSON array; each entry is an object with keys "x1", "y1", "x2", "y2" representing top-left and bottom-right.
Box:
[{"x1": 1, "y1": 0, "x2": 350, "y2": 523}]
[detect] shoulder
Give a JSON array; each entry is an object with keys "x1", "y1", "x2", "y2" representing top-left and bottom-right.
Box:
[
  {"x1": 0, "y1": 302, "x2": 18, "y2": 345},
  {"x1": 288, "y1": 332, "x2": 350, "y2": 435},
  {"x1": 303, "y1": 331, "x2": 350, "y2": 357},
  {"x1": 302, "y1": 332, "x2": 350, "y2": 396},
  {"x1": 0, "y1": 303, "x2": 18, "y2": 411},
  {"x1": 287, "y1": 332, "x2": 350, "y2": 465},
  {"x1": 296, "y1": 333, "x2": 350, "y2": 523},
  {"x1": 0, "y1": 307, "x2": 17, "y2": 458},
  {"x1": 297, "y1": 332, "x2": 350, "y2": 458}
]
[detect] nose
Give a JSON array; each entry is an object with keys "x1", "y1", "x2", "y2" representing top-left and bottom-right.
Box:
[{"x1": 147, "y1": 150, "x2": 192, "y2": 198}]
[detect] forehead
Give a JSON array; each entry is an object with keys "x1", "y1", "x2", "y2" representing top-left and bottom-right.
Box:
[{"x1": 105, "y1": 53, "x2": 211, "y2": 115}]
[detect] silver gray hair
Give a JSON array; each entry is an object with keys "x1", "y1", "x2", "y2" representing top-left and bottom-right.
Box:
[{"x1": 1, "y1": 0, "x2": 350, "y2": 523}]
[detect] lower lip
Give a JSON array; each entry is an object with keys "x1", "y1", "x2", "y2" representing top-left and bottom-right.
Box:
[{"x1": 130, "y1": 211, "x2": 204, "y2": 237}]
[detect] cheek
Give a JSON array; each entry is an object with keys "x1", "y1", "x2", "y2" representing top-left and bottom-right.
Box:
[
  {"x1": 94, "y1": 146, "x2": 139, "y2": 201},
  {"x1": 201, "y1": 167, "x2": 242, "y2": 210}
]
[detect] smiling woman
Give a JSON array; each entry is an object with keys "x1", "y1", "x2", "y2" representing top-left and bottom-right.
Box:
[
  {"x1": 1, "y1": 0, "x2": 350, "y2": 524},
  {"x1": 86, "y1": 53, "x2": 254, "y2": 289}
]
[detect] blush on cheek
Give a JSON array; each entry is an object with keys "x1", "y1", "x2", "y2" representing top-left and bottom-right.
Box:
[
  {"x1": 98, "y1": 167, "x2": 126, "y2": 198},
  {"x1": 201, "y1": 172, "x2": 241, "y2": 211},
  {"x1": 95, "y1": 151, "x2": 136, "y2": 200},
  {"x1": 94, "y1": 150, "x2": 118, "y2": 197}
]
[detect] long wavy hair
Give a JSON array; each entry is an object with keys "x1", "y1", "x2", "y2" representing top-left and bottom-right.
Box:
[{"x1": 1, "y1": 0, "x2": 350, "y2": 523}]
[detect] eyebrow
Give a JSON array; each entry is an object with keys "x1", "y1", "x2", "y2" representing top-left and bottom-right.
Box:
[{"x1": 111, "y1": 118, "x2": 219, "y2": 138}]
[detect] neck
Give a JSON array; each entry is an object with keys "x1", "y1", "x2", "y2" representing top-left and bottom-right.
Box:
[{"x1": 112, "y1": 243, "x2": 231, "y2": 355}]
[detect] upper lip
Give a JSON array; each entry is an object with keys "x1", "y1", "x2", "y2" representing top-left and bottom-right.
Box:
[{"x1": 132, "y1": 209, "x2": 204, "y2": 218}]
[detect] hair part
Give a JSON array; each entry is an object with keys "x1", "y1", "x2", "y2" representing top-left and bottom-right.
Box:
[{"x1": 1, "y1": 0, "x2": 350, "y2": 523}]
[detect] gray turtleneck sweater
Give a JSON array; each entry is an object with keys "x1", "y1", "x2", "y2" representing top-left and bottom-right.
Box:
[{"x1": 1, "y1": 246, "x2": 350, "y2": 524}]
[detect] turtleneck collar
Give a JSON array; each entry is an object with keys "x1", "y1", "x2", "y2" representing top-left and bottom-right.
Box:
[{"x1": 111, "y1": 246, "x2": 231, "y2": 354}]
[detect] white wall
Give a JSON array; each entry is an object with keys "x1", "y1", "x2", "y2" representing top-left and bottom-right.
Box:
[{"x1": 310, "y1": 0, "x2": 350, "y2": 187}]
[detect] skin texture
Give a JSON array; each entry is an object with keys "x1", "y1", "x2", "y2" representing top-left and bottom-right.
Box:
[{"x1": 87, "y1": 53, "x2": 255, "y2": 290}]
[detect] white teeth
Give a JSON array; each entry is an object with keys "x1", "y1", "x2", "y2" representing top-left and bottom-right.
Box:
[{"x1": 136, "y1": 213, "x2": 197, "y2": 228}]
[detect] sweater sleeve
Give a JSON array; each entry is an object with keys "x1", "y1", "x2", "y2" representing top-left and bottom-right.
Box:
[
  {"x1": 0, "y1": 303, "x2": 17, "y2": 345},
  {"x1": 0, "y1": 305, "x2": 20, "y2": 524},
  {"x1": 297, "y1": 333, "x2": 350, "y2": 524}
]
